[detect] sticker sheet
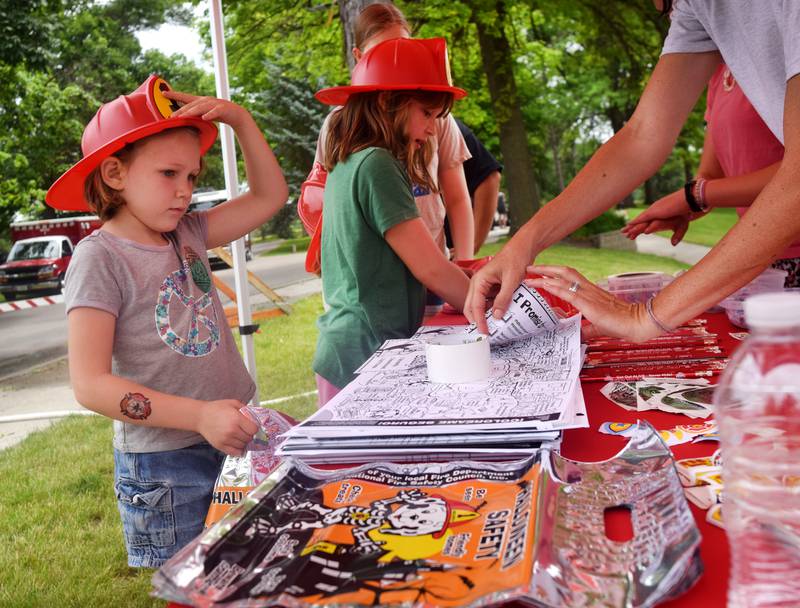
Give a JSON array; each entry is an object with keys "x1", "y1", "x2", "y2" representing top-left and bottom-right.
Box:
[
  {"x1": 205, "y1": 407, "x2": 296, "y2": 527},
  {"x1": 600, "y1": 378, "x2": 714, "y2": 419},
  {"x1": 599, "y1": 420, "x2": 718, "y2": 446}
]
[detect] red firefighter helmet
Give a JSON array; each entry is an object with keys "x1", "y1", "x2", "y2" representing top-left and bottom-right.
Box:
[
  {"x1": 46, "y1": 75, "x2": 218, "y2": 212},
  {"x1": 315, "y1": 37, "x2": 467, "y2": 106}
]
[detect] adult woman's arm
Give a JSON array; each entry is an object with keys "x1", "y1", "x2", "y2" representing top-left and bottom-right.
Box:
[
  {"x1": 465, "y1": 51, "x2": 722, "y2": 333},
  {"x1": 622, "y1": 128, "x2": 724, "y2": 244},
  {"x1": 529, "y1": 74, "x2": 800, "y2": 341}
]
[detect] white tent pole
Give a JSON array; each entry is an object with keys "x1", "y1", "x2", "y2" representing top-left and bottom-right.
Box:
[{"x1": 209, "y1": 0, "x2": 259, "y2": 405}]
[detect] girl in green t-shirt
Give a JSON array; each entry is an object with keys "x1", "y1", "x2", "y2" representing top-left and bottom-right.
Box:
[{"x1": 312, "y1": 37, "x2": 472, "y2": 404}]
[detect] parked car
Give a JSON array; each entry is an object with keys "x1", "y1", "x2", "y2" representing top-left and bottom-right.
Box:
[
  {"x1": 190, "y1": 189, "x2": 252, "y2": 270},
  {"x1": 0, "y1": 216, "x2": 101, "y2": 300}
]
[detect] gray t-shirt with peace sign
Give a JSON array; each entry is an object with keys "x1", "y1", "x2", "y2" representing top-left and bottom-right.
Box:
[{"x1": 65, "y1": 211, "x2": 255, "y2": 452}]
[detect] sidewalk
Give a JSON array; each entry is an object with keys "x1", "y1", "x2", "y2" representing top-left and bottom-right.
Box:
[
  {"x1": 634, "y1": 233, "x2": 710, "y2": 265},
  {"x1": 0, "y1": 358, "x2": 79, "y2": 450}
]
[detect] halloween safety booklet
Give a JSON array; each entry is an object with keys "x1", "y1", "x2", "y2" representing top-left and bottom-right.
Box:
[{"x1": 153, "y1": 456, "x2": 542, "y2": 608}]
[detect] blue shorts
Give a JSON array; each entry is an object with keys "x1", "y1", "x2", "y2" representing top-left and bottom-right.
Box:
[{"x1": 113, "y1": 442, "x2": 225, "y2": 568}]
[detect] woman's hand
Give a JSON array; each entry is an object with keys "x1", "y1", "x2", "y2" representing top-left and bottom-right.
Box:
[
  {"x1": 525, "y1": 265, "x2": 657, "y2": 342},
  {"x1": 622, "y1": 189, "x2": 699, "y2": 245},
  {"x1": 464, "y1": 237, "x2": 531, "y2": 333},
  {"x1": 165, "y1": 90, "x2": 250, "y2": 130}
]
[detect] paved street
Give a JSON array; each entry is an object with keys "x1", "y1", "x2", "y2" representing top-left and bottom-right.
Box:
[{"x1": 0, "y1": 302, "x2": 67, "y2": 380}]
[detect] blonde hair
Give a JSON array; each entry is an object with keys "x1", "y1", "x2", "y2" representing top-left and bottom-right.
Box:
[
  {"x1": 323, "y1": 90, "x2": 454, "y2": 193},
  {"x1": 84, "y1": 127, "x2": 203, "y2": 221},
  {"x1": 355, "y1": 3, "x2": 410, "y2": 51}
]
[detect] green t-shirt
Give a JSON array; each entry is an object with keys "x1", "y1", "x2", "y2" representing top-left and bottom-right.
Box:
[{"x1": 313, "y1": 147, "x2": 425, "y2": 388}]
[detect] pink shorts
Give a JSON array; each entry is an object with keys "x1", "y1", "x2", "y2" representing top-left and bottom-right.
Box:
[{"x1": 315, "y1": 374, "x2": 341, "y2": 408}]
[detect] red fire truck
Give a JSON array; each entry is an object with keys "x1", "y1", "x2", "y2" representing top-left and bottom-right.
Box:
[{"x1": 0, "y1": 216, "x2": 101, "y2": 300}]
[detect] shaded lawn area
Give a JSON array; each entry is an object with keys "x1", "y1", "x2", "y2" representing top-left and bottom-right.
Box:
[
  {"x1": 0, "y1": 243, "x2": 688, "y2": 606},
  {"x1": 623, "y1": 206, "x2": 738, "y2": 248}
]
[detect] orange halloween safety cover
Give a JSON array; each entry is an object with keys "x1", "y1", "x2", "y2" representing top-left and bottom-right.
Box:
[{"x1": 154, "y1": 457, "x2": 541, "y2": 607}]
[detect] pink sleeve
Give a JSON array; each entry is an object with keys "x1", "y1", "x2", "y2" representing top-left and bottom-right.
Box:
[
  {"x1": 704, "y1": 64, "x2": 726, "y2": 122},
  {"x1": 436, "y1": 114, "x2": 471, "y2": 170}
]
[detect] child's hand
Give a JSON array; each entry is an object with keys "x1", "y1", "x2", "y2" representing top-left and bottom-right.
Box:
[
  {"x1": 196, "y1": 399, "x2": 259, "y2": 456},
  {"x1": 165, "y1": 90, "x2": 250, "y2": 129}
]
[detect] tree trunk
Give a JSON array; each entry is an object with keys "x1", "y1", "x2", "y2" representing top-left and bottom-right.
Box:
[
  {"x1": 549, "y1": 128, "x2": 565, "y2": 192},
  {"x1": 473, "y1": 1, "x2": 540, "y2": 235},
  {"x1": 606, "y1": 105, "x2": 636, "y2": 208},
  {"x1": 338, "y1": 0, "x2": 392, "y2": 71},
  {"x1": 644, "y1": 177, "x2": 657, "y2": 205}
]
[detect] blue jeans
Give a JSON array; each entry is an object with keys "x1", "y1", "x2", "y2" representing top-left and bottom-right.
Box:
[{"x1": 113, "y1": 442, "x2": 225, "y2": 568}]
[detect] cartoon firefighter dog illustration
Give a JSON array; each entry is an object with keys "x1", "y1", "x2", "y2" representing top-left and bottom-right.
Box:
[{"x1": 264, "y1": 488, "x2": 479, "y2": 557}]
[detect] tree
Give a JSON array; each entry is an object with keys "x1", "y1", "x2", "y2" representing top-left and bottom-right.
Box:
[
  {"x1": 0, "y1": 0, "x2": 213, "y2": 227},
  {"x1": 248, "y1": 59, "x2": 329, "y2": 237},
  {"x1": 471, "y1": 1, "x2": 540, "y2": 233}
]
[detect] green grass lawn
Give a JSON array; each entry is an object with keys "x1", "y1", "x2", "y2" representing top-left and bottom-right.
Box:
[
  {"x1": 623, "y1": 206, "x2": 738, "y2": 248},
  {"x1": 0, "y1": 242, "x2": 689, "y2": 606},
  {"x1": 477, "y1": 239, "x2": 688, "y2": 282},
  {"x1": 246, "y1": 295, "x2": 323, "y2": 422},
  {"x1": 259, "y1": 236, "x2": 311, "y2": 256},
  {"x1": 0, "y1": 415, "x2": 160, "y2": 607}
]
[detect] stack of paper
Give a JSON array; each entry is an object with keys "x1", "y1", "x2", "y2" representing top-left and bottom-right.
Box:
[{"x1": 278, "y1": 314, "x2": 588, "y2": 464}]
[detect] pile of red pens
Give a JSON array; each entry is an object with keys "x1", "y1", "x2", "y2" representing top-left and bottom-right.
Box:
[{"x1": 581, "y1": 319, "x2": 728, "y2": 382}]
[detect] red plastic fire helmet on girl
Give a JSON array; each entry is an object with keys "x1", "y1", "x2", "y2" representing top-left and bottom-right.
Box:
[
  {"x1": 46, "y1": 75, "x2": 218, "y2": 212},
  {"x1": 315, "y1": 37, "x2": 467, "y2": 106}
]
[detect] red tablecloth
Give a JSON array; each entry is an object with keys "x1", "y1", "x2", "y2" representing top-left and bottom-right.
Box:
[
  {"x1": 169, "y1": 312, "x2": 740, "y2": 608},
  {"x1": 428, "y1": 309, "x2": 738, "y2": 607}
]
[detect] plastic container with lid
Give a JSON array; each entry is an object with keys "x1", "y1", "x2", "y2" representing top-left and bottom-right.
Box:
[
  {"x1": 713, "y1": 292, "x2": 800, "y2": 607},
  {"x1": 718, "y1": 268, "x2": 789, "y2": 328},
  {"x1": 599, "y1": 271, "x2": 672, "y2": 304}
]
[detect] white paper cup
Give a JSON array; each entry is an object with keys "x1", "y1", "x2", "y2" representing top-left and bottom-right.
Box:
[{"x1": 425, "y1": 335, "x2": 491, "y2": 384}]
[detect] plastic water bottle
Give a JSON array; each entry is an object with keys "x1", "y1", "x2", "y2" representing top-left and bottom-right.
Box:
[{"x1": 713, "y1": 292, "x2": 800, "y2": 607}]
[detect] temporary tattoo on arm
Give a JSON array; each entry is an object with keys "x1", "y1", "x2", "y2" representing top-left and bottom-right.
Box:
[{"x1": 120, "y1": 392, "x2": 152, "y2": 420}]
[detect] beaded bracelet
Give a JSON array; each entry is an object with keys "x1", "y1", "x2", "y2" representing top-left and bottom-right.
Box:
[
  {"x1": 646, "y1": 296, "x2": 675, "y2": 334},
  {"x1": 694, "y1": 177, "x2": 709, "y2": 211}
]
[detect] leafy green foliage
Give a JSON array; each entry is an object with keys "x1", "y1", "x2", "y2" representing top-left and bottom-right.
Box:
[
  {"x1": 1, "y1": 0, "x2": 709, "y2": 238},
  {"x1": 568, "y1": 210, "x2": 627, "y2": 240},
  {"x1": 0, "y1": 0, "x2": 218, "y2": 228},
  {"x1": 248, "y1": 60, "x2": 328, "y2": 197}
]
